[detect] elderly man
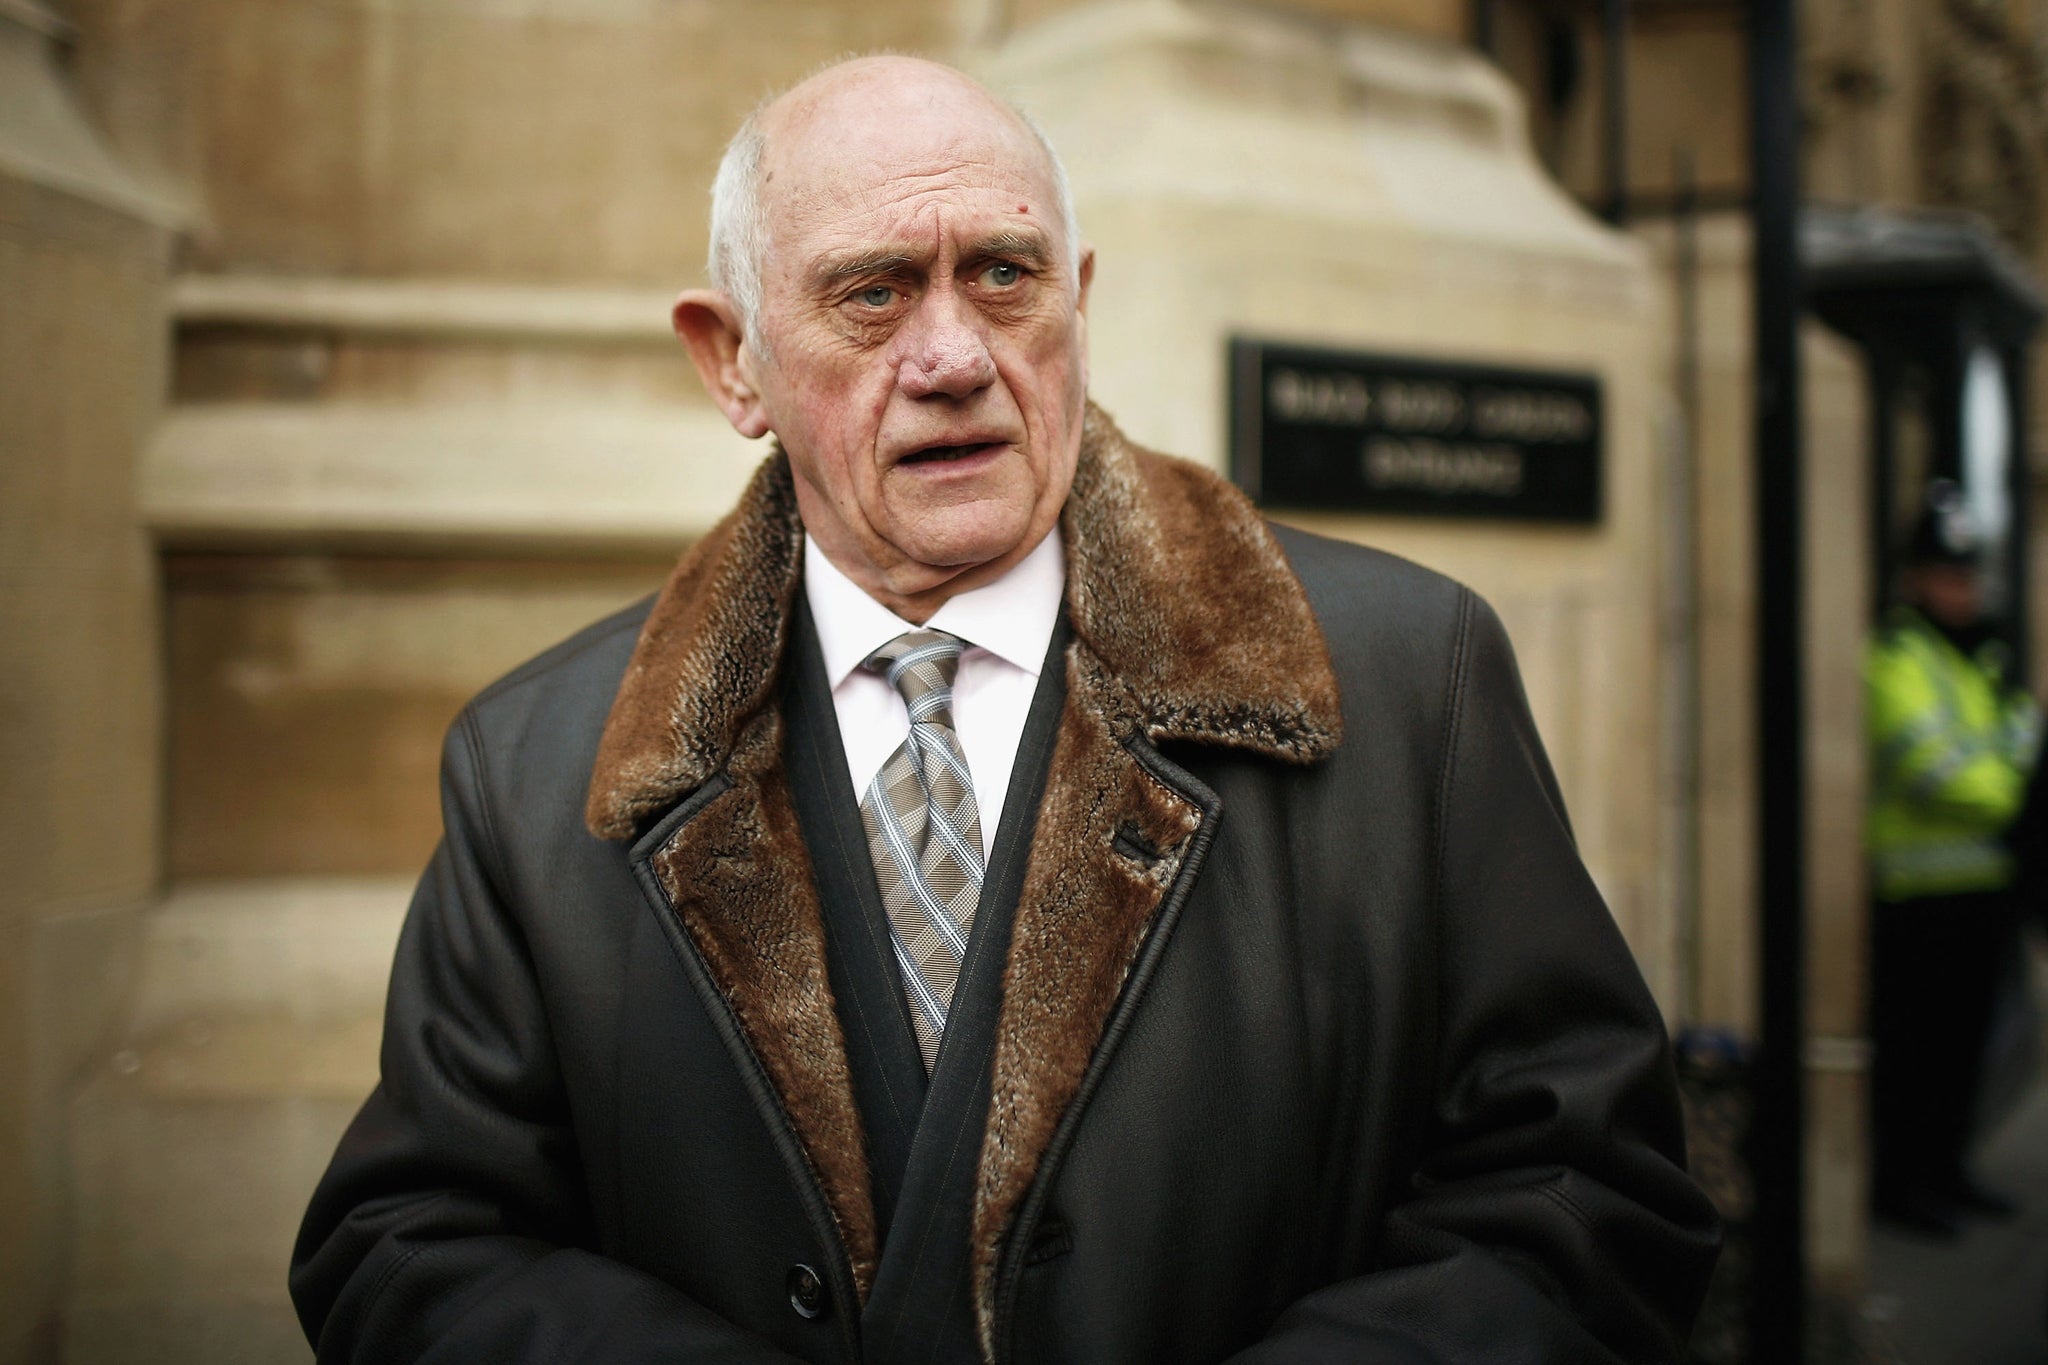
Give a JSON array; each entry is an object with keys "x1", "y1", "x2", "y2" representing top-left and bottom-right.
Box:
[{"x1": 292, "y1": 55, "x2": 1717, "y2": 1364}]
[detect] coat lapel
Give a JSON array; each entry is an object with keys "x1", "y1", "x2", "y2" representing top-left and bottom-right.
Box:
[
  {"x1": 585, "y1": 406, "x2": 1343, "y2": 1354},
  {"x1": 644, "y1": 711, "x2": 882, "y2": 1299},
  {"x1": 965, "y1": 409, "x2": 1344, "y2": 1353},
  {"x1": 965, "y1": 649, "x2": 1215, "y2": 1356},
  {"x1": 588, "y1": 458, "x2": 880, "y2": 1299}
]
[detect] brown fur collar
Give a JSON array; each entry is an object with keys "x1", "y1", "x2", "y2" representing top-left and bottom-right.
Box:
[
  {"x1": 586, "y1": 403, "x2": 1341, "y2": 1348},
  {"x1": 588, "y1": 403, "x2": 1339, "y2": 836}
]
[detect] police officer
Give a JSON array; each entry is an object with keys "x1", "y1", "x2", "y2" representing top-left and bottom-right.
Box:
[{"x1": 1866, "y1": 480, "x2": 2043, "y2": 1236}]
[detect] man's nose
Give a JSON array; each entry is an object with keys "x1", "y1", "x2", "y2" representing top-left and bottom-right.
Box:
[{"x1": 896, "y1": 294, "x2": 996, "y2": 399}]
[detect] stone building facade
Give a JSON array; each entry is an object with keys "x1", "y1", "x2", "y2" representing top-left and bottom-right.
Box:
[{"x1": 2, "y1": 0, "x2": 2044, "y2": 1360}]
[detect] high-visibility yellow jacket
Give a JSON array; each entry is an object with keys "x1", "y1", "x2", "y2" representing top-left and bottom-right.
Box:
[{"x1": 1866, "y1": 607, "x2": 2042, "y2": 901}]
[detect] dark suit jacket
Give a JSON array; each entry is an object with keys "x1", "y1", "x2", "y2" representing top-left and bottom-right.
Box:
[{"x1": 291, "y1": 404, "x2": 1719, "y2": 1363}]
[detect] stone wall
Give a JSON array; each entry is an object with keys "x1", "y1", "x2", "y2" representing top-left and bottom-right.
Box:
[
  {"x1": 0, "y1": 7, "x2": 179, "y2": 1361},
  {"x1": 987, "y1": 0, "x2": 1689, "y2": 1003}
]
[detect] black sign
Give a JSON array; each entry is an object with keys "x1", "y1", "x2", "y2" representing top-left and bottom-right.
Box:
[{"x1": 1229, "y1": 338, "x2": 1603, "y2": 524}]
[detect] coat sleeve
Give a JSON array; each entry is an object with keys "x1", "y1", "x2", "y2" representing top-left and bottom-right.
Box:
[
  {"x1": 289, "y1": 709, "x2": 809, "y2": 1365},
  {"x1": 1226, "y1": 590, "x2": 1721, "y2": 1365}
]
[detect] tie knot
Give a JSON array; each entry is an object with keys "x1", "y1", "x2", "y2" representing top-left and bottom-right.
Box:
[{"x1": 865, "y1": 629, "x2": 965, "y2": 721}]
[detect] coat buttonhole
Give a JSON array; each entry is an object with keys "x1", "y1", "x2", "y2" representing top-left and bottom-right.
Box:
[
  {"x1": 1111, "y1": 823, "x2": 1163, "y2": 866},
  {"x1": 1026, "y1": 1218, "x2": 1074, "y2": 1266}
]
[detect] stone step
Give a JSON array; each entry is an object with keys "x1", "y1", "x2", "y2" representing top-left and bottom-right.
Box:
[
  {"x1": 62, "y1": 878, "x2": 411, "y2": 1365},
  {"x1": 125, "y1": 878, "x2": 411, "y2": 1056},
  {"x1": 142, "y1": 401, "x2": 761, "y2": 554},
  {"x1": 64, "y1": 1078, "x2": 349, "y2": 1365},
  {"x1": 170, "y1": 273, "x2": 679, "y2": 345},
  {"x1": 147, "y1": 273, "x2": 767, "y2": 554}
]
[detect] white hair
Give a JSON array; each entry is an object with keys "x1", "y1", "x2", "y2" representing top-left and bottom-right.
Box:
[
  {"x1": 705, "y1": 73, "x2": 1083, "y2": 354},
  {"x1": 706, "y1": 109, "x2": 771, "y2": 352}
]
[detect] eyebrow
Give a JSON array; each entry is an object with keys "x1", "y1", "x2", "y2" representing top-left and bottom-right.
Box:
[
  {"x1": 815, "y1": 250, "x2": 918, "y2": 285},
  {"x1": 809, "y1": 231, "x2": 1056, "y2": 289},
  {"x1": 975, "y1": 230, "x2": 1052, "y2": 265}
]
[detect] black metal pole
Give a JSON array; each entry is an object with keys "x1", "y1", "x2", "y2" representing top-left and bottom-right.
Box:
[
  {"x1": 1677, "y1": 148, "x2": 1701, "y2": 468},
  {"x1": 1603, "y1": 0, "x2": 1630, "y2": 224},
  {"x1": 1675, "y1": 146, "x2": 1705, "y2": 1021},
  {"x1": 1748, "y1": 0, "x2": 1807, "y2": 1355},
  {"x1": 1472, "y1": 0, "x2": 1497, "y2": 59},
  {"x1": 1869, "y1": 347, "x2": 1898, "y2": 621}
]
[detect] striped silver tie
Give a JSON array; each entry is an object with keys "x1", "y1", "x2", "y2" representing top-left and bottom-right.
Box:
[{"x1": 859, "y1": 630, "x2": 985, "y2": 1072}]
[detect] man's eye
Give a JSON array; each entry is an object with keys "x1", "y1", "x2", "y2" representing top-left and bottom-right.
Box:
[
  {"x1": 858, "y1": 285, "x2": 895, "y2": 307},
  {"x1": 983, "y1": 262, "x2": 1022, "y2": 287}
]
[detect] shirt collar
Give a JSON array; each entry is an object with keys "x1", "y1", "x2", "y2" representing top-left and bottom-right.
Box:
[{"x1": 804, "y1": 526, "x2": 1065, "y2": 689}]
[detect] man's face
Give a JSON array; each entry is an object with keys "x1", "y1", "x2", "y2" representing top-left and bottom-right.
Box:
[
  {"x1": 740, "y1": 64, "x2": 1091, "y2": 612},
  {"x1": 1909, "y1": 561, "x2": 1983, "y2": 631}
]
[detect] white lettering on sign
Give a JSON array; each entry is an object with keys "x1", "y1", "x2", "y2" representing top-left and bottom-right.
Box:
[
  {"x1": 1268, "y1": 368, "x2": 1371, "y2": 424},
  {"x1": 1469, "y1": 387, "x2": 1594, "y2": 442},
  {"x1": 1363, "y1": 437, "x2": 1524, "y2": 496},
  {"x1": 1373, "y1": 379, "x2": 1464, "y2": 434}
]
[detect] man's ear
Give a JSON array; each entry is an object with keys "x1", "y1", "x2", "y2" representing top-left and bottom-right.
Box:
[
  {"x1": 673, "y1": 290, "x2": 772, "y2": 439},
  {"x1": 1075, "y1": 244, "x2": 1095, "y2": 316}
]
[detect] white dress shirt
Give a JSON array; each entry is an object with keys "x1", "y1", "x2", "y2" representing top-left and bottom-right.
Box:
[{"x1": 804, "y1": 528, "x2": 1065, "y2": 859}]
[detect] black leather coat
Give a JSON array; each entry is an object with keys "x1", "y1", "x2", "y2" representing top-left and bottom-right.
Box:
[{"x1": 292, "y1": 410, "x2": 1719, "y2": 1363}]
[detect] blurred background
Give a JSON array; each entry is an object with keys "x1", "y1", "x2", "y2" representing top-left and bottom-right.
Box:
[{"x1": 3, "y1": 0, "x2": 2046, "y2": 1360}]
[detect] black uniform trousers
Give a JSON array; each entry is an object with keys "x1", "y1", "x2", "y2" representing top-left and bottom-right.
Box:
[{"x1": 1869, "y1": 888, "x2": 2016, "y2": 1199}]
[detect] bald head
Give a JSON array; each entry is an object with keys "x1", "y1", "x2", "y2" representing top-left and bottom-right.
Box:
[
  {"x1": 707, "y1": 56, "x2": 1080, "y2": 349},
  {"x1": 672, "y1": 50, "x2": 1094, "y2": 621}
]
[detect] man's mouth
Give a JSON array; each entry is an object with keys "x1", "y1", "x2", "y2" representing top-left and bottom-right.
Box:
[{"x1": 899, "y1": 441, "x2": 1004, "y2": 466}]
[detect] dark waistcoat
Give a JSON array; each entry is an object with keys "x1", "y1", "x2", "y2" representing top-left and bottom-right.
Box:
[{"x1": 784, "y1": 601, "x2": 1070, "y2": 1364}]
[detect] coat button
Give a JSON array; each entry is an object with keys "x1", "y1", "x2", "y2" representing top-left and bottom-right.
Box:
[{"x1": 786, "y1": 1263, "x2": 827, "y2": 1320}]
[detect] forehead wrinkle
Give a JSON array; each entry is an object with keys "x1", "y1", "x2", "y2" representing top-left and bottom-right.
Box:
[
  {"x1": 802, "y1": 174, "x2": 1046, "y2": 249},
  {"x1": 775, "y1": 161, "x2": 1018, "y2": 234},
  {"x1": 756, "y1": 77, "x2": 1072, "y2": 297},
  {"x1": 804, "y1": 159, "x2": 1042, "y2": 218},
  {"x1": 808, "y1": 214, "x2": 1053, "y2": 275}
]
